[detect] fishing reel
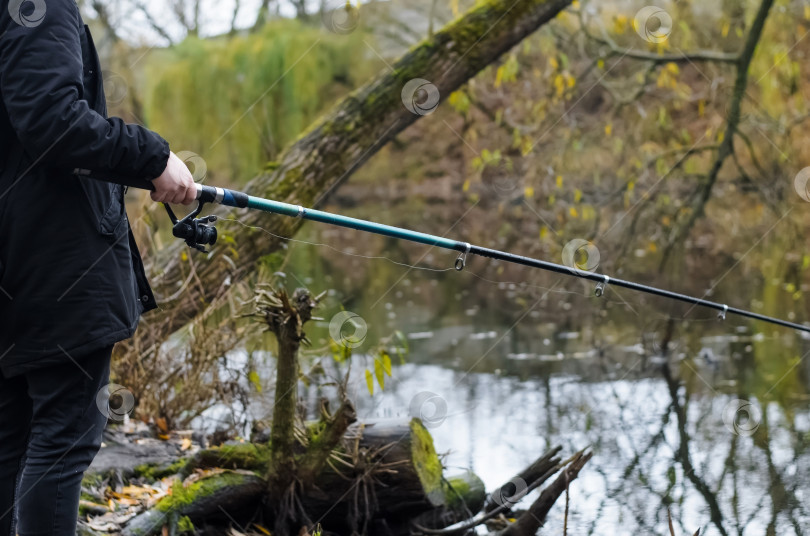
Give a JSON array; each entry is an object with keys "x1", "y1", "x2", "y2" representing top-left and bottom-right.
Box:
[{"x1": 164, "y1": 201, "x2": 218, "y2": 253}]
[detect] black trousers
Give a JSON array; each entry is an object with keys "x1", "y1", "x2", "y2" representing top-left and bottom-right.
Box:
[{"x1": 0, "y1": 345, "x2": 113, "y2": 536}]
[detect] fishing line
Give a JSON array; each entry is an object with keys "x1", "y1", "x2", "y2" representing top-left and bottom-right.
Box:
[
  {"x1": 222, "y1": 214, "x2": 646, "y2": 313},
  {"x1": 228, "y1": 211, "x2": 741, "y2": 348},
  {"x1": 220, "y1": 217, "x2": 457, "y2": 274},
  {"x1": 204, "y1": 216, "x2": 745, "y2": 332}
]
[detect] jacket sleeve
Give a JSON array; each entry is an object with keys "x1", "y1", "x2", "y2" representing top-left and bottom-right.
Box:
[{"x1": 0, "y1": 0, "x2": 169, "y2": 181}]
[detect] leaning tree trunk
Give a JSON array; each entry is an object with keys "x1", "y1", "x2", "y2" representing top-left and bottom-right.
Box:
[{"x1": 135, "y1": 0, "x2": 573, "y2": 350}]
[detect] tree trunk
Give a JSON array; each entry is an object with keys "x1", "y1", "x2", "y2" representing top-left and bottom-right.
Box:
[{"x1": 137, "y1": 0, "x2": 573, "y2": 349}]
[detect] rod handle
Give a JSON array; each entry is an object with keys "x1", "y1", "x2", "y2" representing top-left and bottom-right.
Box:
[{"x1": 195, "y1": 184, "x2": 250, "y2": 208}]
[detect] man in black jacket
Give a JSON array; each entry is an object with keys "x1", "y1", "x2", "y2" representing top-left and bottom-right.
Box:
[{"x1": 0, "y1": 1, "x2": 196, "y2": 534}]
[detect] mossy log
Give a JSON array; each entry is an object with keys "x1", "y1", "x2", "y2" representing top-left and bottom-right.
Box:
[
  {"x1": 121, "y1": 471, "x2": 265, "y2": 536},
  {"x1": 121, "y1": 418, "x2": 458, "y2": 534},
  {"x1": 410, "y1": 470, "x2": 488, "y2": 532},
  {"x1": 179, "y1": 442, "x2": 272, "y2": 478},
  {"x1": 136, "y1": 0, "x2": 574, "y2": 349},
  {"x1": 301, "y1": 418, "x2": 447, "y2": 526}
]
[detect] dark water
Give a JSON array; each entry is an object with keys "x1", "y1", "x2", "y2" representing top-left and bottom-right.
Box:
[{"x1": 205, "y1": 204, "x2": 810, "y2": 535}]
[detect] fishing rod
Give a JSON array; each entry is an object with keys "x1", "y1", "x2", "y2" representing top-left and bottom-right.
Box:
[{"x1": 91, "y1": 174, "x2": 810, "y2": 334}]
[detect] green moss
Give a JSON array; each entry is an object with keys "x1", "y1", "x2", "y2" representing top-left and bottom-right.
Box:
[
  {"x1": 180, "y1": 443, "x2": 273, "y2": 479},
  {"x1": 443, "y1": 471, "x2": 487, "y2": 512},
  {"x1": 409, "y1": 418, "x2": 444, "y2": 505},
  {"x1": 157, "y1": 471, "x2": 254, "y2": 513},
  {"x1": 177, "y1": 516, "x2": 195, "y2": 533},
  {"x1": 134, "y1": 459, "x2": 187, "y2": 481},
  {"x1": 81, "y1": 472, "x2": 104, "y2": 488},
  {"x1": 212, "y1": 443, "x2": 273, "y2": 469}
]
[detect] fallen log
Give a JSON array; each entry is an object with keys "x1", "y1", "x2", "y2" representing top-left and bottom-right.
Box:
[
  {"x1": 412, "y1": 447, "x2": 588, "y2": 536},
  {"x1": 122, "y1": 471, "x2": 265, "y2": 536},
  {"x1": 498, "y1": 450, "x2": 593, "y2": 536},
  {"x1": 483, "y1": 445, "x2": 562, "y2": 514},
  {"x1": 179, "y1": 442, "x2": 272, "y2": 478},
  {"x1": 300, "y1": 418, "x2": 447, "y2": 526},
  {"x1": 120, "y1": 418, "x2": 448, "y2": 534},
  {"x1": 409, "y1": 470, "x2": 488, "y2": 532}
]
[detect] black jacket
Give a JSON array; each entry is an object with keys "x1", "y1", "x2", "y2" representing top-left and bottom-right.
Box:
[{"x1": 0, "y1": 0, "x2": 168, "y2": 376}]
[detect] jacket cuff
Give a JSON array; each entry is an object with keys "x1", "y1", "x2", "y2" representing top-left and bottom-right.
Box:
[{"x1": 144, "y1": 137, "x2": 170, "y2": 180}]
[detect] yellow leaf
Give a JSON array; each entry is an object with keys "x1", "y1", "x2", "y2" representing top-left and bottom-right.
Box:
[
  {"x1": 254, "y1": 525, "x2": 272, "y2": 536},
  {"x1": 540, "y1": 227, "x2": 548, "y2": 239},
  {"x1": 181, "y1": 251, "x2": 188, "y2": 262},
  {"x1": 612, "y1": 14, "x2": 628, "y2": 35},
  {"x1": 604, "y1": 123, "x2": 612, "y2": 137},
  {"x1": 574, "y1": 189, "x2": 582, "y2": 203},
  {"x1": 248, "y1": 370, "x2": 262, "y2": 392},
  {"x1": 554, "y1": 74, "x2": 565, "y2": 97},
  {"x1": 365, "y1": 369, "x2": 374, "y2": 395},
  {"x1": 597, "y1": 59, "x2": 605, "y2": 70},
  {"x1": 556, "y1": 175, "x2": 563, "y2": 188},
  {"x1": 524, "y1": 186, "x2": 535, "y2": 198},
  {"x1": 569, "y1": 207, "x2": 579, "y2": 218},
  {"x1": 462, "y1": 179, "x2": 471, "y2": 192},
  {"x1": 374, "y1": 359, "x2": 385, "y2": 391},
  {"x1": 648, "y1": 242, "x2": 658, "y2": 252},
  {"x1": 721, "y1": 21, "x2": 730, "y2": 38},
  {"x1": 495, "y1": 65, "x2": 505, "y2": 88},
  {"x1": 805, "y1": 5, "x2": 810, "y2": 20},
  {"x1": 382, "y1": 353, "x2": 392, "y2": 376},
  {"x1": 549, "y1": 57, "x2": 559, "y2": 70}
]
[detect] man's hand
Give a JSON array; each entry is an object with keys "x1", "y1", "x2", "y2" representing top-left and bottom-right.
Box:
[{"x1": 151, "y1": 152, "x2": 196, "y2": 205}]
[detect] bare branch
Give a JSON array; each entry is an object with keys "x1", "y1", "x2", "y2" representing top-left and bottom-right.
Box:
[
  {"x1": 132, "y1": 1, "x2": 176, "y2": 44},
  {"x1": 661, "y1": 0, "x2": 775, "y2": 268},
  {"x1": 578, "y1": 8, "x2": 738, "y2": 64}
]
